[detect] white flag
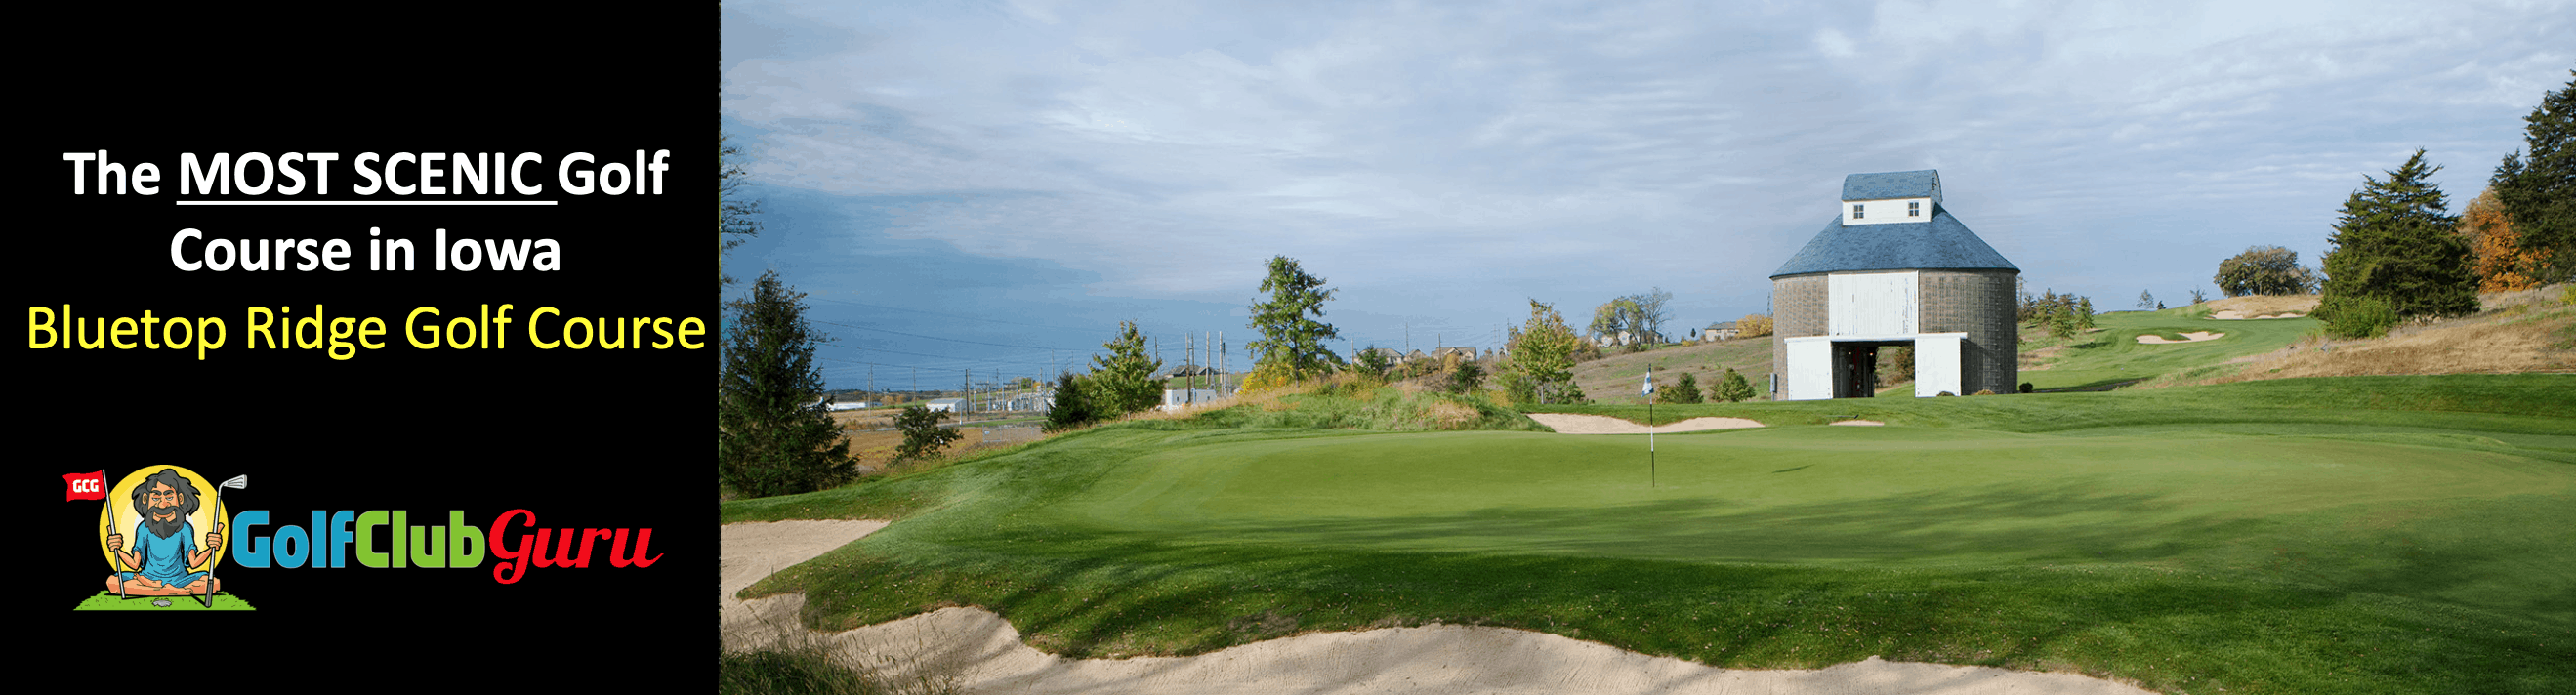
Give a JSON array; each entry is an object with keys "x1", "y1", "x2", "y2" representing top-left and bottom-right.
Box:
[{"x1": 1642, "y1": 366, "x2": 1655, "y2": 396}]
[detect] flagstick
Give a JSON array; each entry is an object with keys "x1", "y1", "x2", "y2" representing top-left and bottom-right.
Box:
[
  {"x1": 201, "y1": 488, "x2": 222, "y2": 608},
  {"x1": 109, "y1": 501, "x2": 125, "y2": 599}
]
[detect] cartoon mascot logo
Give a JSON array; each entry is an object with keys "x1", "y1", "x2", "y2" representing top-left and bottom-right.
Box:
[{"x1": 71, "y1": 467, "x2": 251, "y2": 610}]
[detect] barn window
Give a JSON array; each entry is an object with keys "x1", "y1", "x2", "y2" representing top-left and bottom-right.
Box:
[
  {"x1": 1908, "y1": 200, "x2": 1921, "y2": 217},
  {"x1": 1851, "y1": 204, "x2": 1864, "y2": 220}
]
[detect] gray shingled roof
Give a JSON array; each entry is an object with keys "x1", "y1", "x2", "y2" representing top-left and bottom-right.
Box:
[
  {"x1": 1841, "y1": 170, "x2": 1939, "y2": 201},
  {"x1": 1769, "y1": 207, "x2": 2018, "y2": 277}
]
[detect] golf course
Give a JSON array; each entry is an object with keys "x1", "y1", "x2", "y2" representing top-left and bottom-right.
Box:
[{"x1": 727, "y1": 374, "x2": 2575, "y2": 694}]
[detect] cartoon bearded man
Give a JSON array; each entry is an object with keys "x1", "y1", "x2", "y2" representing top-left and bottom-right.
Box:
[{"x1": 104, "y1": 468, "x2": 223, "y2": 596}]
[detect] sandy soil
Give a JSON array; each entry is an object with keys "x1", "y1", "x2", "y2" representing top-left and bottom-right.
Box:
[
  {"x1": 2136, "y1": 331, "x2": 2225, "y2": 344},
  {"x1": 1526, "y1": 413, "x2": 1765, "y2": 433},
  {"x1": 1828, "y1": 420, "x2": 1886, "y2": 427},
  {"x1": 722, "y1": 520, "x2": 2155, "y2": 694}
]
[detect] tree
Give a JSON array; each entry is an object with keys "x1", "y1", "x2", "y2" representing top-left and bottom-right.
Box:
[
  {"x1": 1631, "y1": 288, "x2": 1674, "y2": 343},
  {"x1": 1246, "y1": 256, "x2": 1341, "y2": 383},
  {"x1": 2490, "y1": 70, "x2": 2575, "y2": 283},
  {"x1": 2317, "y1": 149, "x2": 2477, "y2": 335},
  {"x1": 1589, "y1": 297, "x2": 1641, "y2": 343},
  {"x1": 1502, "y1": 300, "x2": 1585, "y2": 404},
  {"x1": 2075, "y1": 297, "x2": 2097, "y2": 332},
  {"x1": 1713, "y1": 367, "x2": 1757, "y2": 403},
  {"x1": 2214, "y1": 246, "x2": 2320, "y2": 297},
  {"x1": 1354, "y1": 346, "x2": 1392, "y2": 380},
  {"x1": 1043, "y1": 372, "x2": 1098, "y2": 432},
  {"x1": 717, "y1": 271, "x2": 855, "y2": 498},
  {"x1": 892, "y1": 405, "x2": 964, "y2": 461},
  {"x1": 1733, "y1": 313, "x2": 1773, "y2": 338},
  {"x1": 1657, "y1": 372, "x2": 1703, "y2": 404},
  {"x1": 2189, "y1": 287, "x2": 2209, "y2": 305},
  {"x1": 719, "y1": 133, "x2": 762, "y2": 290},
  {"x1": 2137, "y1": 290, "x2": 2156, "y2": 310},
  {"x1": 1445, "y1": 361, "x2": 1485, "y2": 394},
  {"x1": 1090, "y1": 320, "x2": 1163, "y2": 416},
  {"x1": 2463, "y1": 187, "x2": 2549, "y2": 292}
]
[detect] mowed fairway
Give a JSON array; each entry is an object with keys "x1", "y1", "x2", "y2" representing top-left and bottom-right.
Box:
[{"x1": 730, "y1": 376, "x2": 2576, "y2": 694}]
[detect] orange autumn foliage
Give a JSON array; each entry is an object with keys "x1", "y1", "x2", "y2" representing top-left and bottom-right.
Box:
[{"x1": 2461, "y1": 188, "x2": 2546, "y2": 292}]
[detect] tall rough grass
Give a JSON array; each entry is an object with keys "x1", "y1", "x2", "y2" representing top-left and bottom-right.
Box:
[{"x1": 1187, "y1": 372, "x2": 1548, "y2": 432}]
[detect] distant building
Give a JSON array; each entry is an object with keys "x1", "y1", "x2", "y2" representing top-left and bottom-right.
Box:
[
  {"x1": 923, "y1": 397, "x2": 967, "y2": 413},
  {"x1": 1770, "y1": 170, "x2": 2018, "y2": 399},
  {"x1": 1158, "y1": 388, "x2": 1222, "y2": 412}
]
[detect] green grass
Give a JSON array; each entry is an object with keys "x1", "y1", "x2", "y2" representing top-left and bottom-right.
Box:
[
  {"x1": 728, "y1": 375, "x2": 2576, "y2": 694},
  {"x1": 71, "y1": 592, "x2": 254, "y2": 610},
  {"x1": 2018, "y1": 307, "x2": 2320, "y2": 390}
]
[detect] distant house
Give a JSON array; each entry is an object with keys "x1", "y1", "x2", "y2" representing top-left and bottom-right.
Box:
[
  {"x1": 1703, "y1": 323, "x2": 1740, "y2": 342},
  {"x1": 923, "y1": 397, "x2": 967, "y2": 413},
  {"x1": 1158, "y1": 388, "x2": 1222, "y2": 412},
  {"x1": 1357, "y1": 348, "x2": 1405, "y2": 364}
]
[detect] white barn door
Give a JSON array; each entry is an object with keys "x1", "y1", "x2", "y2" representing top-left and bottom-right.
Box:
[{"x1": 1828, "y1": 272, "x2": 1918, "y2": 336}]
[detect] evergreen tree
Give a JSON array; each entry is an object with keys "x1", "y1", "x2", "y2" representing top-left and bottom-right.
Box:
[
  {"x1": 718, "y1": 133, "x2": 761, "y2": 290},
  {"x1": 1043, "y1": 371, "x2": 1097, "y2": 432},
  {"x1": 2318, "y1": 149, "x2": 2477, "y2": 332},
  {"x1": 1090, "y1": 320, "x2": 1163, "y2": 416},
  {"x1": 1714, "y1": 367, "x2": 1757, "y2": 403},
  {"x1": 2075, "y1": 297, "x2": 2097, "y2": 331},
  {"x1": 2137, "y1": 289, "x2": 2156, "y2": 310},
  {"x1": 2490, "y1": 70, "x2": 2576, "y2": 283},
  {"x1": 1246, "y1": 256, "x2": 1341, "y2": 382},
  {"x1": 1657, "y1": 372, "x2": 1703, "y2": 404},
  {"x1": 892, "y1": 405, "x2": 964, "y2": 461},
  {"x1": 717, "y1": 271, "x2": 854, "y2": 498}
]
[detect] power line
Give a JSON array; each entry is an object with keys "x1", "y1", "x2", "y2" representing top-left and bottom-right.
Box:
[
  {"x1": 810, "y1": 318, "x2": 1100, "y2": 351},
  {"x1": 809, "y1": 297, "x2": 1101, "y2": 332}
]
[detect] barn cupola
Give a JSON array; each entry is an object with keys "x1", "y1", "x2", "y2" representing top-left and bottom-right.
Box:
[{"x1": 1839, "y1": 170, "x2": 1940, "y2": 225}]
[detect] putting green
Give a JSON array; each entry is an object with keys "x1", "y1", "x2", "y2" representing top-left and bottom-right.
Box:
[
  {"x1": 1064, "y1": 427, "x2": 2572, "y2": 609},
  {"x1": 72, "y1": 592, "x2": 254, "y2": 611},
  {"x1": 732, "y1": 376, "x2": 2576, "y2": 694}
]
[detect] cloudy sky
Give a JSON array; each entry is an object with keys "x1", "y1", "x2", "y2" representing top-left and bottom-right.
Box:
[{"x1": 720, "y1": 0, "x2": 2570, "y2": 390}]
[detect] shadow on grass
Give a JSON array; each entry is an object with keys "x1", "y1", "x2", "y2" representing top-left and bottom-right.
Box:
[{"x1": 760, "y1": 477, "x2": 2573, "y2": 695}]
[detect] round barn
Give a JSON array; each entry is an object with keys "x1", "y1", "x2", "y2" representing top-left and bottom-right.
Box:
[{"x1": 1768, "y1": 170, "x2": 2018, "y2": 399}]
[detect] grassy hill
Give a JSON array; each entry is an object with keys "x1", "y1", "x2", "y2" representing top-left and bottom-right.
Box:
[
  {"x1": 726, "y1": 375, "x2": 2575, "y2": 694},
  {"x1": 1564, "y1": 284, "x2": 2573, "y2": 401}
]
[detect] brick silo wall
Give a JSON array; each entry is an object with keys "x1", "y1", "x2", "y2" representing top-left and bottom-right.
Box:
[
  {"x1": 1916, "y1": 269, "x2": 2018, "y2": 394},
  {"x1": 1768, "y1": 273, "x2": 1831, "y2": 392}
]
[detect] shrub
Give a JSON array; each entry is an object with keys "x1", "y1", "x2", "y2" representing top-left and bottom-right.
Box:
[
  {"x1": 1445, "y1": 362, "x2": 1484, "y2": 394},
  {"x1": 2314, "y1": 294, "x2": 2399, "y2": 339},
  {"x1": 2018, "y1": 382, "x2": 2034, "y2": 393}
]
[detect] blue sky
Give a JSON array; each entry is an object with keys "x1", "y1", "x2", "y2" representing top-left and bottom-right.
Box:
[{"x1": 720, "y1": 0, "x2": 2571, "y2": 390}]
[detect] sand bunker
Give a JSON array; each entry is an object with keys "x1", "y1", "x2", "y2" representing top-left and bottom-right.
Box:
[
  {"x1": 2210, "y1": 310, "x2": 2305, "y2": 320},
  {"x1": 1829, "y1": 420, "x2": 1885, "y2": 427},
  {"x1": 1526, "y1": 413, "x2": 1765, "y2": 433},
  {"x1": 2136, "y1": 331, "x2": 2226, "y2": 344},
  {"x1": 721, "y1": 522, "x2": 2156, "y2": 694}
]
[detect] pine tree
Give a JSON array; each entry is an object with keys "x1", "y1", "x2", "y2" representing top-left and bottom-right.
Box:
[
  {"x1": 717, "y1": 271, "x2": 854, "y2": 498},
  {"x1": 2319, "y1": 149, "x2": 2477, "y2": 332},
  {"x1": 718, "y1": 133, "x2": 761, "y2": 290},
  {"x1": 1091, "y1": 321, "x2": 1163, "y2": 417},
  {"x1": 1043, "y1": 372, "x2": 1097, "y2": 432},
  {"x1": 2490, "y1": 70, "x2": 2575, "y2": 283},
  {"x1": 1714, "y1": 367, "x2": 1757, "y2": 403},
  {"x1": 1245, "y1": 256, "x2": 1342, "y2": 383},
  {"x1": 1656, "y1": 372, "x2": 1699, "y2": 404},
  {"x1": 893, "y1": 405, "x2": 964, "y2": 461}
]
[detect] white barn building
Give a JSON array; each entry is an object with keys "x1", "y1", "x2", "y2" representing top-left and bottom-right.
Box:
[{"x1": 1769, "y1": 170, "x2": 2019, "y2": 399}]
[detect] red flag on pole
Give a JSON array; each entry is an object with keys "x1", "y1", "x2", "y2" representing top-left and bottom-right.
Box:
[{"x1": 65, "y1": 470, "x2": 107, "y2": 501}]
